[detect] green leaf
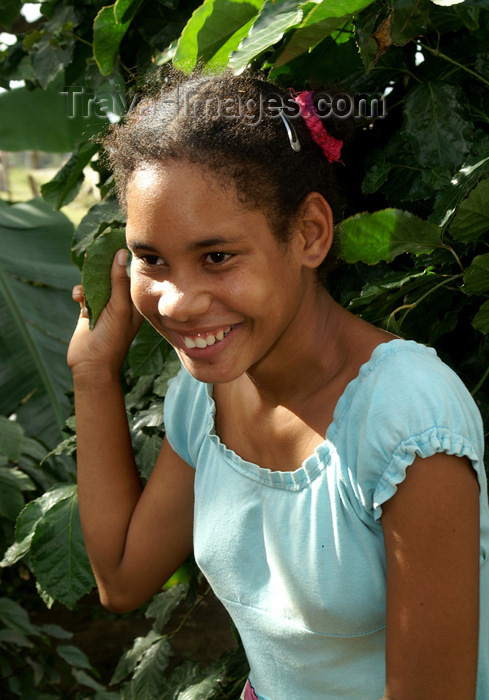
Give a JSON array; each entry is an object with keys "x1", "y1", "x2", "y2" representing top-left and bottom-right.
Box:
[
  {"x1": 403, "y1": 82, "x2": 473, "y2": 170},
  {"x1": 275, "y1": 0, "x2": 372, "y2": 67},
  {"x1": 0, "y1": 0, "x2": 21, "y2": 30},
  {"x1": 93, "y1": 0, "x2": 143, "y2": 76},
  {"x1": 0, "y1": 468, "x2": 25, "y2": 521},
  {"x1": 173, "y1": 0, "x2": 263, "y2": 72},
  {"x1": 114, "y1": 0, "x2": 145, "y2": 24},
  {"x1": 31, "y1": 34, "x2": 74, "y2": 89},
  {"x1": 111, "y1": 629, "x2": 162, "y2": 684},
  {"x1": 0, "y1": 199, "x2": 78, "y2": 446},
  {"x1": 41, "y1": 142, "x2": 99, "y2": 210},
  {"x1": 72, "y1": 199, "x2": 124, "y2": 266},
  {"x1": 30, "y1": 487, "x2": 96, "y2": 609},
  {"x1": 0, "y1": 80, "x2": 104, "y2": 152},
  {"x1": 473, "y1": 299, "x2": 489, "y2": 334},
  {"x1": 57, "y1": 644, "x2": 93, "y2": 670},
  {"x1": 0, "y1": 416, "x2": 23, "y2": 462},
  {"x1": 128, "y1": 322, "x2": 171, "y2": 376},
  {"x1": 130, "y1": 635, "x2": 172, "y2": 699},
  {"x1": 339, "y1": 209, "x2": 442, "y2": 264},
  {"x1": 145, "y1": 584, "x2": 187, "y2": 633},
  {"x1": 0, "y1": 597, "x2": 37, "y2": 636},
  {"x1": 391, "y1": 0, "x2": 430, "y2": 45},
  {"x1": 229, "y1": 0, "x2": 305, "y2": 74},
  {"x1": 449, "y1": 178, "x2": 489, "y2": 243},
  {"x1": 463, "y1": 254, "x2": 489, "y2": 295},
  {"x1": 82, "y1": 227, "x2": 127, "y2": 327}
]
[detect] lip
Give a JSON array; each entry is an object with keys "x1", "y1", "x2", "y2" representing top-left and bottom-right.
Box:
[{"x1": 169, "y1": 324, "x2": 241, "y2": 359}]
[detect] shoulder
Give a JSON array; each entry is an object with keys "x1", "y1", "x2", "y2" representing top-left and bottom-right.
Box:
[
  {"x1": 337, "y1": 339, "x2": 485, "y2": 518},
  {"x1": 163, "y1": 367, "x2": 212, "y2": 467}
]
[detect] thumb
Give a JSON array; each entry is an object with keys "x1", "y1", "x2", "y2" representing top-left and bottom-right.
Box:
[{"x1": 110, "y1": 248, "x2": 131, "y2": 294}]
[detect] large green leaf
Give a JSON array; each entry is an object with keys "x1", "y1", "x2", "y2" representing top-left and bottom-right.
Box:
[
  {"x1": 339, "y1": 209, "x2": 442, "y2": 264},
  {"x1": 81, "y1": 227, "x2": 127, "y2": 326},
  {"x1": 473, "y1": 300, "x2": 489, "y2": 334},
  {"x1": 0, "y1": 80, "x2": 104, "y2": 152},
  {"x1": 0, "y1": 198, "x2": 78, "y2": 446},
  {"x1": 275, "y1": 0, "x2": 373, "y2": 67},
  {"x1": 229, "y1": 0, "x2": 305, "y2": 74},
  {"x1": 0, "y1": 416, "x2": 23, "y2": 462},
  {"x1": 463, "y1": 254, "x2": 489, "y2": 295},
  {"x1": 41, "y1": 141, "x2": 99, "y2": 210},
  {"x1": 30, "y1": 486, "x2": 95, "y2": 609},
  {"x1": 93, "y1": 0, "x2": 144, "y2": 76},
  {"x1": 173, "y1": 0, "x2": 263, "y2": 72},
  {"x1": 403, "y1": 81, "x2": 473, "y2": 171},
  {"x1": 449, "y1": 177, "x2": 489, "y2": 243}
]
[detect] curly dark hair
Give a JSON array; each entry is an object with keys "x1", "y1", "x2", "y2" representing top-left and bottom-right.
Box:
[{"x1": 101, "y1": 69, "x2": 348, "y2": 277}]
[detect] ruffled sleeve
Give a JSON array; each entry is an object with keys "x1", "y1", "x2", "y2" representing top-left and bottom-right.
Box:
[
  {"x1": 338, "y1": 340, "x2": 485, "y2": 522},
  {"x1": 163, "y1": 366, "x2": 210, "y2": 469}
]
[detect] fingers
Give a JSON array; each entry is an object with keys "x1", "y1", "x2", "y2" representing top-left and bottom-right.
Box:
[{"x1": 72, "y1": 284, "x2": 89, "y2": 318}]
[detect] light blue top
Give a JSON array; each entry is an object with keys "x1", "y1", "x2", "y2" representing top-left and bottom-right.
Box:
[{"x1": 164, "y1": 339, "x2": 489, "y2": 700}]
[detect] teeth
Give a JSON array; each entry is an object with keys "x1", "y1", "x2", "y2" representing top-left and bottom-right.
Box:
[{"x1": 183, "y1": 326, "x2": 232, "y2": 350}]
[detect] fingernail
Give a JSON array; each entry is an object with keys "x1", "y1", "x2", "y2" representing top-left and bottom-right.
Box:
[{"x1": 117, "y1": 249, "x2": 127, "y2": 265}]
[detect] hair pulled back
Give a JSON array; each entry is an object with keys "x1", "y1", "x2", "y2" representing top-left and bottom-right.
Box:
[{"x1": 102, "y1": 69, "x2": 344, "y2": 254}]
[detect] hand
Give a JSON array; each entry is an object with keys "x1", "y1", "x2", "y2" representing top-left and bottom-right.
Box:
[{"x1": 68, "y1": 249, "x2": 144, "y2": 377}]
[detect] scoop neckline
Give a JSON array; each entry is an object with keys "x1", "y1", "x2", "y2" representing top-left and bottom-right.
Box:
[{"x1": 203, "y1": 338, "x2": 432, "y2": 489}]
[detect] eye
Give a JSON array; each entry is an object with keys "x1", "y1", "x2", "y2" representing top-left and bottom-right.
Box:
[
  {"x1": 205, "y1": 252, "x2": 232, "y2": 265},
  {"x1": 139, "y1": 254, "x2": 165, "y2": 267}
]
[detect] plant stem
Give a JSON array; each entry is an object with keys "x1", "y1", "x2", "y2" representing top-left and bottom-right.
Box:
[
  {"x1": 420, "y1": 43, "x2": 489, "y2": 88},
  {"x1": 472, "y1": 364, "x2": 489, "y2": 397},
  {"x1": 388, "y1": 273, "x2": 463, "y2": 328}
]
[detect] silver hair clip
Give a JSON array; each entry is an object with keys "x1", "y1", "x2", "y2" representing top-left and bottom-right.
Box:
[{"x1": 279, "y1": 110, "x2": 301, "y2": 152}]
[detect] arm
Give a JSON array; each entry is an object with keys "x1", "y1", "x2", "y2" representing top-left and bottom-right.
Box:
[
  {"x1": 381, "y1": 452, "x2": 480, "y2": 700},
  {"x1": 68, "y1": 251, "x2": 194, "y2": 613}
]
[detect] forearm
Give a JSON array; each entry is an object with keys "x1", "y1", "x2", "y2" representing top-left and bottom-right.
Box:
[{"x1": 73, "y1": 369, "x2": 143, "y2": 587}]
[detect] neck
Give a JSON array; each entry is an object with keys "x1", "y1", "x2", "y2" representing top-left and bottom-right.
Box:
[{"x1": 245, "y1": 285, "x2": 348, "y2": 408}]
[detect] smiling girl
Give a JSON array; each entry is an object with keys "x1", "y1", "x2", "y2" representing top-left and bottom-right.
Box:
[{"x1": 68, "y1": 72, "x2": 489, "y2": 700}]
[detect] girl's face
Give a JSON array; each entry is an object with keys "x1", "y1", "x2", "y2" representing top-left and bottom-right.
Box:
[{"x1": 126, "y1": 160, "x2": 314, "y2": 385}]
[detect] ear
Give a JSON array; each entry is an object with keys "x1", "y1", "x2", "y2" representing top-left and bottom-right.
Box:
[{"x1": 294, "y1": 192, "x2": 334, "y2": 270}]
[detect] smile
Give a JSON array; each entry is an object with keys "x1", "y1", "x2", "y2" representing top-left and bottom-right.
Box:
[{"x1": 182, "y1": 326, "x2": 233, "y2": 349}]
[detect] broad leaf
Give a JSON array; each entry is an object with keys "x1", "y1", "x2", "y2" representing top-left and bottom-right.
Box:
[
  {"x1": 1, "y1": 485, "x2": 75, "y2": 567},
  {"x1": 275, "y1": 0, "x2": 372, "y2": 67},
  {"x1": 230, "y1": 0, "x2": 305, "y2": 74},
  {"x1": 0, "y1": 199, "x2": 78, "y2": 446},
  {"x1": 449, "y1": 177, "x2": 489, "y2": 243},
  {"x1": 0, "y1": 468, "x2": 27, "y2": 521},
  {"x1": 146, "y1": 585, "x2": 187, "y2": 633},
  {"x1": 0, "y1": 416, "x2": 23, "y2": 462},
  {"x1": 82, "y1": 227, "x2": 127, "y2": 326},
  {"x1": 0, "y1": 80, "x2": 103, "y2": 152},
  {"x1": 473, "y1": 300, "x2": 489, "y2": 334},
  {"x1": 403, "y1": 81, "x2": 473, "y2": 170},
  {"x1": 111, "y1": 630, "x2": 163, "y2": 683},
  {"x1": 0, "y1": 597, "x2": 37, "y2": 636},
  {"x1": 72, "y1": 199, "x2": 124, "y2": 266},
  {"x1": 30, "y1": 487, "x2": 95, "y2": 609},
  {"x1": 41, "y1": 142, "x2": 99, "y2": 210},
  {"x1": 128, "y1": 322, "x2": 172, "y2": 376},
  {"x1": 339, "y1": 209, "x2": 442, "y2": 264},
  {"x1": 173, "y1": 0, "x2": 263, "y2": 72},
  {"x1": 93, "y1": 0, "x2": 144, "y2": 75},
  {"x1": 463, "y1": 254, "x2": 489, "y2": 295},
  {"x1": 130, "y1": 635, "x2": 172, "y2": 699}
]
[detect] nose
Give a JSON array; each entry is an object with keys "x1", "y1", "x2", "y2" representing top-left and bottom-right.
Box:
[{"x1": 157, "y1": 279, "x2": 212, "y2": 322}]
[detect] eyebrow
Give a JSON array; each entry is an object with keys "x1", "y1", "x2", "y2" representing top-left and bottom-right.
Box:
[{"x1": 128, "y1": 235, "x2": 245, "y2": 253}]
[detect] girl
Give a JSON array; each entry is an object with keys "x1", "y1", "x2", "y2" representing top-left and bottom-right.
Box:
[{"x1": 68, "y1": 72, "x2": 488, "y2": 700}]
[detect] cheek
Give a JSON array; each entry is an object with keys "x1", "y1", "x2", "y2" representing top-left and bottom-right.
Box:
[{"x1": 129, "y1": 274, "x2": 155, "y2": 316}]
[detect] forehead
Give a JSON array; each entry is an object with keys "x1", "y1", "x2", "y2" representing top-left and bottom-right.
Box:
[{"x1": 125, "y1": 161, "x2": 273, "y2": 243}]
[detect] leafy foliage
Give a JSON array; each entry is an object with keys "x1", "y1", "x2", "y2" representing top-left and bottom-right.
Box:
[{"x1": 0, "y1": 0, "x2": 488, "y2": 696}]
